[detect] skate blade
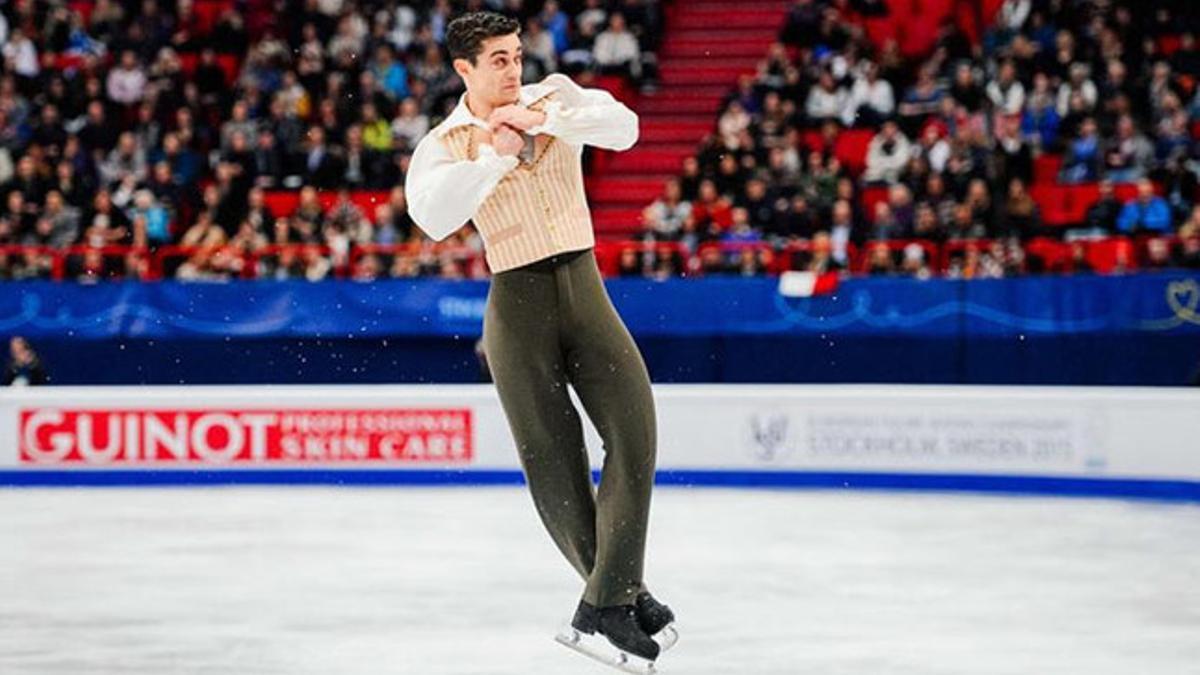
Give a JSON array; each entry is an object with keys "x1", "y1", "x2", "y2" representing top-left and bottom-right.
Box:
[
  {"x1": 655, "y1": 623, "x2": 679, "y2": 653},
  {"x1": 554, "y1": 627, "x2": 658, "y2": 674}
]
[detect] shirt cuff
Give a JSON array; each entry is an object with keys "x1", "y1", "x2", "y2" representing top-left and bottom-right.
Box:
[
  {"x1": 477, "y1": 143, "x2": 520, "y2": 173},
  {"x1": 525, "y1": 101, "x2": 562, "y2": 137}
]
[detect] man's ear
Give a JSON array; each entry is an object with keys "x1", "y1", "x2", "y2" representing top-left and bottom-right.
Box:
[{"x1": 452, "y1": 58, "x2": 473, "y2": 79}]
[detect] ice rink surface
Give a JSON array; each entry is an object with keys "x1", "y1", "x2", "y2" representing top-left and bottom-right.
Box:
[{"x1": 2, "y1": 486, "x2": 1199, "y2": 675}]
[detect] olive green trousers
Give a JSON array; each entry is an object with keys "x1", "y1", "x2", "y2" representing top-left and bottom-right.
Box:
[{"x1": 483, "y1": 248, "x2": 657, "y2": 608}]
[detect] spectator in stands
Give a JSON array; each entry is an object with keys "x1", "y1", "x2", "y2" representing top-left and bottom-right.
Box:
[
  {"x1": 101, "y1": 133, "x2": 149, "y2": 187},
  {"x1": 576, "y1": 0, "x2": 609, "y2": 40},
  {"x1": 2, "y1": 29, "x2": 39, "y2": 94},
  {"x1": 1069, "y1": 242, "x2": 1095, "y2": 274},
  {"x1": 887, "y1": 184, "x2": 915, "y2": 232},
  {"x1": 1180, "y1": 206, "x2": 1200, "y2": 241},
  {"x1": 949, "y1": 62, "x2": 985, "y2": 112},
  {"x1": 864, "y1": 121, "x2": 911, "y2": 185},
  {"x1": 536, "y1": 0, "x2": 571, "y2": 54},
  {"x1": 1117, "y1": 179, "x2": 1172, "y2": 235},
  {"x1": 300, "y1": 126, "x2": 344, "y2": 189},
  {"x1": 1144, "y1": 238, "x2": 1179, "y2": 271},
  {"x1": 36, "y1": 191, "x2": 80, "y2": 248},
  {"x1": 129, "y1": 189, "x2": 171, "y2": 248},
  {"x1": 1021, "y1": 72, "x2": 1060, "y2": 151},
  {"x1": 740, "y1": 178, "x2": 777, "y2": 231},
  {"x1": 643, "y1": 178, "x2": 691, "y2": 241},
  {"x1": 866, "y1": 242, "x2": 894, "y2": 276},
  {"x1": 215, "y1": 101, "x2": 252, "y2": 152},
  {"x1": 805, "y1": 69, "x2": 845, "y2": 125},
  {"x1": 1079, "y1": 180, "x2": 1123, "y2": 236},
  {"x1": 722, "y1": 208, "x2": 762, "y2": 247},
  {"x1": 593, "y1": 13, "x2": 641, "y2": 84},
  {"x1": 1059, "y1": 117, "x2": 1102, "y2": 184},
  {"x1": 4, "y1": 157, "x2": 48, "y2": 208},
  {"x1": 1056, "y1": 63, "x2": 1096, "y2": 117},
  {"x1": 994, "y1": 115, "x2": 1032, "y2": 187},
  {"x1": 768, "y1": 194, "x2": 817, "y2": 241},
  {"x1": 81, "y1": 190, "x2": 132, "y2": 247},
  {"x1": 150, "y1": 133, "x2": 201, "y2": 189},
  {"x1": 717, "y1": 101, "x2": 752, "y2": 150},
  {"x1": 353, "y1": 253, "x2": 383, "y2": 281},
  {"x1": 521, "y1": 17, "x2": 558, "y2": 80},
  {"x1": 806, "y1": 231, "x2": 843, "y2": 274},
  {"x1": 899, "y1": 65, "x2": 945, "y2": 126},
  {"x1": 1104, "y1": 115, "x2": 1155, "y2": 182},
  {"x1": 911, "y1": 202, "x2": 943, "y2": 241},
  {"x1": 1181, "y1": 237, "x2": 1200, "y2": 270},
  {"x1": 900, "y1": 242, "x2": 932, "y2": 280},
  {"x1": 617, "y1": 247, "x2": 642, "y2": 278},
  {"x1": 987, "y1": 60, "x2": 1026, "y2": 116},
  {"x1": 844, "y1": 61, "x2": 894, "y2": 128},
  {"x1": 692, "y1": 179, "x2": 733, "y2": 234},
  {"x1": 827, "y1": 199, "x2": 856, "y2": 268},
  {"x1": 999, "y1": 178, "x2": 1040, "y2": 239},
  {"x1": 391, "y1": 97, "x2": 430, "y2": 151},
  {"x1": 4, "y1": 336, "x2": 48, "y2": 386}
]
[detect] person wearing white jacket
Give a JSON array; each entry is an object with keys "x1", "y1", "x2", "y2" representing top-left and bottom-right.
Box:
[{"x1": 864, "y1": 120, "x2": 912, "y2": 184}]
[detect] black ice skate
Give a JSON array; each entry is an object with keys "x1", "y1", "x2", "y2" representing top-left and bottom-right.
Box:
[
  {"x1": 555, "y1": 601, "x2": 662, "y2": 673},
  {"x1": 635, "y1": 591, "x2": 679, "y2": 651}
]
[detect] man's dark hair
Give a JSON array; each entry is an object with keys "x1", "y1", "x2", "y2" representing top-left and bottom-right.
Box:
[{"x1": 446, "y1": 12, "x2": 520, "y2": 64}]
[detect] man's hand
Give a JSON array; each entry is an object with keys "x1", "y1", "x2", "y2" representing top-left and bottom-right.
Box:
[
  {"x1": 488, "y1": 105, "x2": 547, "y2": 133},
  {"x1": 490, "y1": 125, "x2": 524, "y2": 157}
]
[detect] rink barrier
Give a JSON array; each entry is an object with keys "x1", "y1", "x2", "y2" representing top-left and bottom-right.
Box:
[
  {"x1": 3, "y1": 385, "x2": 1199, "y2": 502},
  {"x1": 1, "y1": 469, "x2": 1199, "y2": 502}
]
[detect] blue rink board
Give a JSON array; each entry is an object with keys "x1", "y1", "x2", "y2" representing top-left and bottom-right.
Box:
[
  {"x1": 2, "y1": 469, "x2": 1198, "y2": 503},
  {"x1": 8, "y1": 272, "x2": 1200, "y2": 385}
]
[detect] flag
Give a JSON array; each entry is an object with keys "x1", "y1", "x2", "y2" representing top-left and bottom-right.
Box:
[{"x1": 778, "y1": 271, "x2": 839, "y2": 298}]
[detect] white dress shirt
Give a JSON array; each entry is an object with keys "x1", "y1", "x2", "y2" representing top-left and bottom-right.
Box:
[{"x1": 405, "y1": 74, "x2": 638, "y2": 241}]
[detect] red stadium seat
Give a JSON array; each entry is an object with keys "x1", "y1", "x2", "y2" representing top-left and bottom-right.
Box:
[
  {"x1": 263, "y1": 192, "x2": 300, "y2": 218},
  {"x1": 261, "y1": 190, "x2": 390, "y2": 221},
  {"x1": 318, "y1": 191, "x2": 390, "y2": 215},
  {"x1": 1158, "y1": 35, "x2": 1183, "y2": 57},
  {"x1": 1085, "y1": 238, "x2": 1137, "y2": 274},
  {"x1": 833, "y1": 129, "x2": 875, "y2": 175},
  {"x1": 194, "y1": 0, "x2": 234, "y2": 35},
  {"x1": 861, "y1": 186, "x2": 890, "y2": 223},
  {"x1": 179, "y1": 52, "x2": 199, "y2": 77},
  {"x1": 217, "y1": 55, "x2": 241, "y2": 85},
  {"x1": 1032, "y1": 154, "x2": 1062, "y2": 185},
  {"x1": 179, "y1": 53, "x2": 240, "y2": 85},
  {"x1": 1024, "y1": 238, "x2": 1072, "y2": 273},
  {"x1": 68, "y1": 1, "x2": 94, "y2": 27},
  {"x1": 863, "y1": 17, "x2": 898, "y2": 49},
  {"x1": 1030, "y1": 183, "x2": 1156, "y2": 227},
  {"x1": 53, "y1": 54, "x2": 89, "y2": 71}
]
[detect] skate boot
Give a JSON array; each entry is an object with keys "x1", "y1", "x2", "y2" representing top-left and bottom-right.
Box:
[
  {"x1": 635, "y1": 592, "x2": 679, "y2": 651},
  {"x1": 556, "y1": 601, "x2": 660, "y2": 673}
]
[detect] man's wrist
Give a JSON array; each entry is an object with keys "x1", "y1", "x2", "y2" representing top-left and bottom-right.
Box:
[
  {"x1": 477, "y1": 143, "x2": 520, "y2": 171},
  {"x1": 526, "y1": 102, "x2": 561, "y2": 136}
]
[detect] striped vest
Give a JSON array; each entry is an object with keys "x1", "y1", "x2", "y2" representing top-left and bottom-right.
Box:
[{"x1": 439, "y1": 93, "x2": 595, "y2": 273}]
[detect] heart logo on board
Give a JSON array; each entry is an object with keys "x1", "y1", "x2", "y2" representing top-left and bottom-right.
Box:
[{"x1": 1166, "y1": 279, "x2": 1200, "y2": 325}]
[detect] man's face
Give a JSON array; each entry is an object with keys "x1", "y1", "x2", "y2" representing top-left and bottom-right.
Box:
[{"x1": 455, "y1": 33, "x2": 523, "y2": 108}]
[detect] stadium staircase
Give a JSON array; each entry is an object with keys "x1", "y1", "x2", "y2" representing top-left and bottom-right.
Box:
[{"x1": 585, "y1": 0, "x2": 792, "y2": 238}]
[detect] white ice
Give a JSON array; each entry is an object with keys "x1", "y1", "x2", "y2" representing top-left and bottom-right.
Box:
[{"x1": 2, "y1": 487, "x2": 1199, "y2": 675}]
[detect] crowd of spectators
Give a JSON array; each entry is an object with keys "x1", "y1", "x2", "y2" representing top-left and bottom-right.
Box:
[
  {"x1": 0, "y1": 0, "x2": 663, "y2": 282},
  {"x1": 2, "y1": 0, "x2": 1198, "y2": 283},
  {"x1": 637, "y1": 0, "x2": 1200, "y2": 279}
]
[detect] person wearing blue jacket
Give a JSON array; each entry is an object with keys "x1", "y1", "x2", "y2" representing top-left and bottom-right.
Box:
[{"x1": 1117, "y1": 179, "x2": 1172, "y2": 234}]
